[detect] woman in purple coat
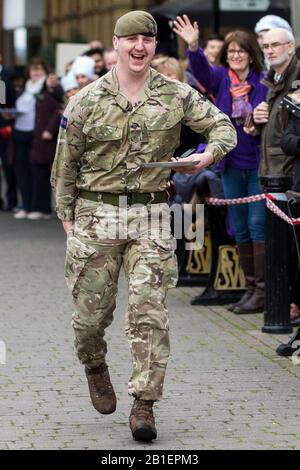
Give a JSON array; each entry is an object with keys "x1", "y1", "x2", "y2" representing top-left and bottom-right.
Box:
[{"x1": 174, "y1": 15, "x2": 268, "y2": 314}]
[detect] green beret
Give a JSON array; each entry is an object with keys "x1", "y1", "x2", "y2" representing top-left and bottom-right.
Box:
[{"x1": 114, "y1": 10, "x2": 157, "y2": 37}]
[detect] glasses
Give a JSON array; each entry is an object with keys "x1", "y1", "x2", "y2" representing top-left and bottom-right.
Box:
[
  {"x1": 261, "y1": 41, "x2": 291, "y2": 51},
  {"x1": 227, "y1": 49, "x2": 248, "y2": 57}
]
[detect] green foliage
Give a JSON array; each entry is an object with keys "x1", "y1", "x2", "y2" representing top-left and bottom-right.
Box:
[
  {"x1": 69, "y1": 28, "x2": 87, "y2": 44},
  {"x1": 40, "y1": 37, "x2": 65, "y2": 71},
  {"x1": 39, "y1": 30, "x2": 87, "y2": 70}
]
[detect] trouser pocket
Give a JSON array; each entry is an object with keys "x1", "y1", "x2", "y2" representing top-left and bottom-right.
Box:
[
  {"x1": 152, "y1": 238, "x2": 178, "y2": 289},
  {"x1": 65, "y1": 235, "x2": 96, "y2": 294}
]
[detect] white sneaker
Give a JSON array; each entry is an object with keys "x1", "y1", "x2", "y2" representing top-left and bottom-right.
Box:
[
  {"x1": 41, "y1": 213, "x2": 52, "y2": 220},
  {"x1": 27, "y1": 211, "x2": 52, "y2": 220},
  {"x1": 13, "y1": 210, "x2": 28, "y2": 219}
]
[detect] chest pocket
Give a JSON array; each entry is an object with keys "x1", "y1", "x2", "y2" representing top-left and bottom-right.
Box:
[
  {"x1": 82, "y1": 123, "x2": 123, "y2": 170},
  {"x1": 146, "y1": 108, "x2": 183, "y2": 157}
]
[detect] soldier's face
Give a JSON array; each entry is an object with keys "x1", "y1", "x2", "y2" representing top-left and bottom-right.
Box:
[{"x1": 113, "y1": 34, "x2": 157, "y2": 74}]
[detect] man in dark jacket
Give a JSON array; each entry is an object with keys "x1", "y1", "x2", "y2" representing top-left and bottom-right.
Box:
[
  {"x1": 276, "y1": 89, "x2": 300, "y2": 356},
  {"x1": 251, "y1": 28, "x2": 300, "y2": 355},
  {"x1": 252, "y1": 28, "x2": 300, "y2": 184},
  {"x1": 281, "y1": 89, "x2": 300, "y2": 192},
  {"x1": 0, "y1": 56, "x2": 17, "y2": 211}
]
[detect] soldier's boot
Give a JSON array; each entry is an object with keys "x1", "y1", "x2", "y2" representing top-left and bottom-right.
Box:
[
  {"x1": 234, "y1": 241, "x2": 265, "y2": 314},
  {"x1": 85, "y1": 364, "x2": 117, "y2": 414},
  {"x1": 227, "y1": 243, "x2": 255, "y2": 312},
  {"x1": 129, "y1": 398, "x2": 157, "y2": 442}
]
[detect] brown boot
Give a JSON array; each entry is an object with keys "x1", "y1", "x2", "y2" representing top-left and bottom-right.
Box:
[
  {"x1": 129, "y1": 398, "x2": 157, "y2": 442},
  {"x1": 234, "y1": 241, "x2": 265, "y2": 314},
  {"x1": 227, "y1": 243, "x2": 255, "y2": 312},
  {"x1": 85, "y1": 364, "x2": 116, "y2": 414}
]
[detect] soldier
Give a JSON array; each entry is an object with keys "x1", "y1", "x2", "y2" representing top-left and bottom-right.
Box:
[{"x1": 51, "y1": 10, "x2": 236, "y2": 442}]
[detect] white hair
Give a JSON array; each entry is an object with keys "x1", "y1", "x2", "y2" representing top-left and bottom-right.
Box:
[
  {"x1": 285, "y1": 29, "x2": 296, "y2": 44},
  {"x1": 266, "y1": 27, "x2": 295, "y2": 44}
]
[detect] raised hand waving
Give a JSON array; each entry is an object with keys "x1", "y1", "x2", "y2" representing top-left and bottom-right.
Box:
[{"x1": 173, "y1": 14, "x2": 199, "y2": 51}]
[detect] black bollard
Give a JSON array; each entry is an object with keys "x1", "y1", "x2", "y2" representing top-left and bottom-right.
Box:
[{"x1": 261, "y1": 176, "x2": 293, "y2": 334}]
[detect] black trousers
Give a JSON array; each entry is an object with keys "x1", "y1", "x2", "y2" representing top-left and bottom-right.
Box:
[
  {"x1": 289, "y1": 201, "x2": 300, "y2": 307},
  {"x1": 14, "y1": 130, "x2": 33, "y2": 212},
  {"x1": 0, "y1": 138, "x2": 17, "y2": 209},
  {"x1": 31, "y1": 163, "x2": 52, "y2": 214}
]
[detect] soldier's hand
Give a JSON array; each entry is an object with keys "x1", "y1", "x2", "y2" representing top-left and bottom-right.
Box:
[
  {"x1": 173, "y1": 15, "x2": 199, "y2": 51},
  {"x1": 171, "y1": 151, "x2": 214, "y2": 174},
  {"x1": 253, "y1": 101, "x2": 269, "y2": 124},
  {"x1": 62, "y1": 220, "x2": 74, "y2": 235}
]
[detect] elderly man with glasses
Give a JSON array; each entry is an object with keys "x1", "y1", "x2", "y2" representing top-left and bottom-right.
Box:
[
  {"x1": 246, "y1": 28, "x2": 300, "y2": 351},
  {"x1": 249, "y1": 28, "x2": 299, "y2": 181}
]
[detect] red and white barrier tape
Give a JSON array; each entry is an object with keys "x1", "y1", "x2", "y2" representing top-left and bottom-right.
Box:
[
  {"x1": 205, "y1": 193, "x2": 300, "y2": 226},
  {"x1": 206, "y1": 193, "x2": 266, "y2": 206}
]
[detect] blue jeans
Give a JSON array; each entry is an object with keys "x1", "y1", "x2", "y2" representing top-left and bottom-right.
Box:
[{"x1": 221, "y1": 167, "x2": 266, "y2": 244}]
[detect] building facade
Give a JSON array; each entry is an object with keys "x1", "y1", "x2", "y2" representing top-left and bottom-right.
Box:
[
  {"x1": 42, "y1": 0, "x2": 300, "y2": 59},
  {"x1": 1, "y1": 0, "x2": 44, "y2": 66},
  {"x1": 1, "y1": 0, "x2": 300, "y2": 67},
  {"x1": 43, "y1": 0, "x2": 164, "y2": 47},
  {"x1": 0, "y1": 0, "x2": 3, "y2": 55}
]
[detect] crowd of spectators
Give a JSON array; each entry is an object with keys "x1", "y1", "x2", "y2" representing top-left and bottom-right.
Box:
[
  {"x1": 1, "y1": 14, "x2": 300, "y2": 354},
  {"x1": 0, "y1": 41, "x2": 118, "y2": 219}
]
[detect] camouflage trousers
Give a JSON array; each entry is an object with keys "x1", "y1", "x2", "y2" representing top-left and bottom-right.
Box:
[{"x1": 65, "y1": 197, "x2": 178, "y2": 401}]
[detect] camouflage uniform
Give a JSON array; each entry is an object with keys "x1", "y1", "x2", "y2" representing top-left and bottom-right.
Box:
[{"x1": 51, "y1": 67, "x2": 236, "y2": 401}]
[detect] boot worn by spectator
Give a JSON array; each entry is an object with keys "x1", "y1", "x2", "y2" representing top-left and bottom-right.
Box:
[
  {"x1": 234, "y1": 241, "x2": 265, "y2": 314},
  {"x1": 227, "y1": 243, "x2": 255, "y2": 312},
  {"x1": 85, "y1": 364, "x2": 116, "y2": 414},
  {"x1": 276, "y1": 327, "x2": 300, "y2": 356},
  {"x1": 129, "y1": 398, "x2": 157, "y2": 442}
]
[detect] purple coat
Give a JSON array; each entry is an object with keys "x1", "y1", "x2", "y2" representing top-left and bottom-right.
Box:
[
  {"x1": 30, "y1": 86, "x2": 63, "y2": 166},
  {"x1": 187, "y1": 48, "x2": 268, "y2": 171}
]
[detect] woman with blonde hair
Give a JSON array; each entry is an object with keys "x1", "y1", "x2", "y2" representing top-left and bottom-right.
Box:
[{"x1": 152, "y1": 56, "x2": 186, "y2": 82}]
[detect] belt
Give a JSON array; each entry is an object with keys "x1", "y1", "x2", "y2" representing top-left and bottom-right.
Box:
[{"x1": 78, "y1": 189, "x2": 168, "y2": 206}]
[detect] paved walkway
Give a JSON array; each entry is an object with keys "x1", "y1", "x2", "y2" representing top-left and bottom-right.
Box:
[{"x1": 0, "y1": 212, "x2": 300, "y2": 450}]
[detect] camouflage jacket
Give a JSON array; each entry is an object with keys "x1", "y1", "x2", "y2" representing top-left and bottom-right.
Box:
[{"x1": 51, "y1": 68, "x2": 236, "y2": 220}]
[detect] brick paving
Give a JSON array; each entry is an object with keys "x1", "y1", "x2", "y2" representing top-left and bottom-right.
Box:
[{"x1": 0, "y1": 212, "x2": 300, "y2": 450}]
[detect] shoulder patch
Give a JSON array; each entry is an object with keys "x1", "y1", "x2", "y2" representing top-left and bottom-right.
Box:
[{"x1": 60, "y1": 115, "x2": 68, "y2": 129}]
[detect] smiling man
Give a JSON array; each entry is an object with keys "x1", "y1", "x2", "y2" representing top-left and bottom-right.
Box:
[{"x1": 51, "y1": 10, "x2": 236, "y2": 443}]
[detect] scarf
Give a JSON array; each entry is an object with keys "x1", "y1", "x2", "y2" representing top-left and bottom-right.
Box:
[
  {"x1": 22, "y1": 77, "x2": 46, "y2": 104},
  {"x1": 228, "y1": 69, "x2": 253, "y2": 126}
]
